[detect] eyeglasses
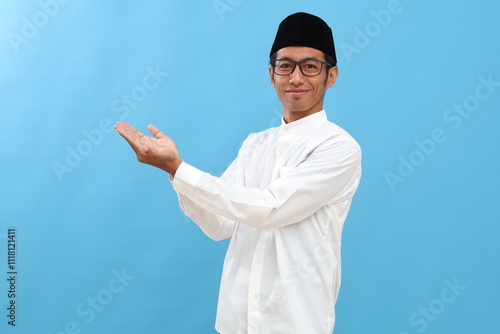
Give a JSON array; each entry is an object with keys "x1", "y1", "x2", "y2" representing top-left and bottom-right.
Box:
[{"x1": 272, "y1": 58, "x2": 333, "y2": 76}]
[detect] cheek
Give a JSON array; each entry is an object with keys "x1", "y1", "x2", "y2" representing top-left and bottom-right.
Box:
[
  {"x1": 273, "y1": 78, "x2": 288, "y2": 90},
  {"x1": 270, "y1": 71, "x2": 280, "y2": 88}
]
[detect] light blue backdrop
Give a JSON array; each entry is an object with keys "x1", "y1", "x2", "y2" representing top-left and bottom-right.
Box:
[{"x1": 1, "y1": 0, "x2": 499, "y2": 333}]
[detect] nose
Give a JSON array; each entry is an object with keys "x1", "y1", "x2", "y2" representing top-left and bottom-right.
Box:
[{"x1": 289, "y1": 64, "x2": 305, "y2": 84}]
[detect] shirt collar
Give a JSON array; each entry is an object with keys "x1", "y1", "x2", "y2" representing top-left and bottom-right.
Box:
[{"x1": 280, "y1": 110, "x2": 327, "y2": 135}]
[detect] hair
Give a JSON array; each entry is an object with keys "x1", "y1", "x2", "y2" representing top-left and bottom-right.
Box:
[{"x1": 269, "y1": 51, "x2": 337, "y2": 70}]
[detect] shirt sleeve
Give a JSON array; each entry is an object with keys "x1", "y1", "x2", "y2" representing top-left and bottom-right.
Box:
[
  {"x1": 176, "y1": 193, "x2": 237, "y2": 241},
  {"x1": 172, "y1": 136, "x2": 362, "y2": 231},
  {"x1": 172, "y1": 159, "x2": 239, "y2": 241}
]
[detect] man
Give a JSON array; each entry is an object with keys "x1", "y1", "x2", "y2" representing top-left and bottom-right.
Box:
[{"x1": 116, "y1": 12, "x2": 361, "y2": 334}]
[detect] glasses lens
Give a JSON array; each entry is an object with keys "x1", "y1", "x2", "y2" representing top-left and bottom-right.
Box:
[
  {"x1": 300, "y1": 60, "x2": 322, "y2": 76},
  {"x1": 274, "y1": 60, "x2": 295, "y2": 75}
]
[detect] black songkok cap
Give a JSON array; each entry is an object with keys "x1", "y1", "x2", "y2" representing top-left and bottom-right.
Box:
[{"x1": 270, "y1": 12, "x2": 337, "y2": 65}]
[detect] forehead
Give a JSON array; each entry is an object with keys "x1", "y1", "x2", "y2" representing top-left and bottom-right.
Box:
[{"x1": 276, "y1": 46, "x2": 325, "y2": 61}]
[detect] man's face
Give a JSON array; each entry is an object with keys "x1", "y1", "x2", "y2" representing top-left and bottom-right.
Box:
[{"x1": 269, "y1": 46, "x2": 338, "y2": 122}]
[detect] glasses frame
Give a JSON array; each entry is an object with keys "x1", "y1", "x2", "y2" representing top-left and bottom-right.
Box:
[{"x1": 272, "y1": 58, "x2": 333, "y2": 77}]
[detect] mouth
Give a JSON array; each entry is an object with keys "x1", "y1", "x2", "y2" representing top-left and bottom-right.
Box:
[{"x1": 286, "y1": 89, "x2": 310, "y2": 97}]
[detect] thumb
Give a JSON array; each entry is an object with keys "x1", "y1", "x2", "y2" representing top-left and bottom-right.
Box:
[{"x1": 148, "y1": 124, "x2": 165, "y2": 139}]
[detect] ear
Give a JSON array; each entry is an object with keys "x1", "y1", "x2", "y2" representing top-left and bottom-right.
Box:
[
  {"x1": 269, "y1": 66, "x2": 276, "y2": 87},
  {"x1": 325, "y1": 66, "x2": 338, "y2": 88}
]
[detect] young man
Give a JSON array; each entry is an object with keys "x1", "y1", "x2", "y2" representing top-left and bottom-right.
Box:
[{"x1": 116, "y1": 12, "x2": 361, "y2": 334}]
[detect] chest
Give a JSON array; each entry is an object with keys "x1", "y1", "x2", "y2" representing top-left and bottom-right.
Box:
[{"x1": 238, "y1": 131, "x2": 318, "y2": 189}]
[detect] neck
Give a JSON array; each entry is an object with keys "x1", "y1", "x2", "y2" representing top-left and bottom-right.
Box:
[{"x1": 283, "y1": 108, "x2": 323, "y2": 123}]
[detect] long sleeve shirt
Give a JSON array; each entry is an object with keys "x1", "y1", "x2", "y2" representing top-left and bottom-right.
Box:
[{"x1": 171, "y1": 110, "x2": 362, "y2": 334}]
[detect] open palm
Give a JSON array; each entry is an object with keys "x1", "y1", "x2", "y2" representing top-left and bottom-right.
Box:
[{"x1": 115, "y1": 121, "x2": 182, "y2": 174}]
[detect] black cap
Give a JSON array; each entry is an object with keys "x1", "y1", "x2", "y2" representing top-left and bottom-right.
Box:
[{"x1": 270, "y1": 12, "x2": 337, "y2": 65}]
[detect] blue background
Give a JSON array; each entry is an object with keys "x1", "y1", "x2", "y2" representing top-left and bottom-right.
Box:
[{"x1": 1, "y1": 0, "x2": 499, "y2": 333}]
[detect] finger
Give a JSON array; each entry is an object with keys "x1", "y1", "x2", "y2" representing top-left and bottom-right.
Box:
[
  {"x1": 121, "y1": 123, "x2": 146, "y2": 142},
  {"x1": 115, "y1": 121, "x2": 134, "y2": 137},
  {"x1": 115, "y1": 122, "x2": 136, "y2": 142},
  {"x1": 117, "y1": 122, "x2": 143, "y2": 139},
  {"x1": 115, "y1": 122, "x2": 146, "y2": 153},
  {"x1": 148, "y1": 124, "x2": 166, "y2": 139}
]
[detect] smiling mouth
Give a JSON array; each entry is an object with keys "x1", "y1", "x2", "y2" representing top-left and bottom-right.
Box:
[{"x1": 286, "y1": 89, "x2": 309, "y2": 96}]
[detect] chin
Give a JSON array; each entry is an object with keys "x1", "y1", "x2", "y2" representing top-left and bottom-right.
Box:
[{"x1": 288, "y1": 105, "x2": 312, "y2": 113}]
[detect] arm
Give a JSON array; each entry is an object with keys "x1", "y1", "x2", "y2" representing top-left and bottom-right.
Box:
[
  {"x1": 176, "y1": 193, "x2": 237, "y2": 240},
  {"x1": 174, "y1": 157, "x2": 242, "y2": 241},
  {"x1": 116, "y1": 122, "x2": 361, "y2": 231},
  {"x1": 172, "y1": 136, "x2": 361, "y2": 230}
]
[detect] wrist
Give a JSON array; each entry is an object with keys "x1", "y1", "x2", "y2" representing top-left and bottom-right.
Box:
[{"x1": 165, "y1": 158, "x2": 183, "y2": 177}]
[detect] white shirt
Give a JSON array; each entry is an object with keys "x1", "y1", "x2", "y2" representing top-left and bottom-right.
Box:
[{"x1": 172, "y1": 110, "x2": 361, "y2": 334}]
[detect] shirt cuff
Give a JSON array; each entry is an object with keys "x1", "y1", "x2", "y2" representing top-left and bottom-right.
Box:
[{"x1": 171, "y1": 161, "x2": 204, "y2": 197}]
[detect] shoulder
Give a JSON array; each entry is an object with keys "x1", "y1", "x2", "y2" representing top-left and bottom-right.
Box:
[
  {"x1": 242, "y1": 126, "x2": 280, "y2": 146},
  {"x1": 314, "y1": 121, "x2": 361, "y2": 155}
]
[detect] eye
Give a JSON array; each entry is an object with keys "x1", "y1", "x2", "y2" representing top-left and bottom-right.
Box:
[
  {"x1": 303, "y1": 62, "x2": 320, "y2": 70},
  {"x1": 279, "y1": 62, "x2": 293, "y2": 69}
]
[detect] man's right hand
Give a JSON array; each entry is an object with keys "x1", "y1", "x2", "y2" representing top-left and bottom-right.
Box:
[{"x1": 115, "y1": 122, "x2": 183, "y2": 177}]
